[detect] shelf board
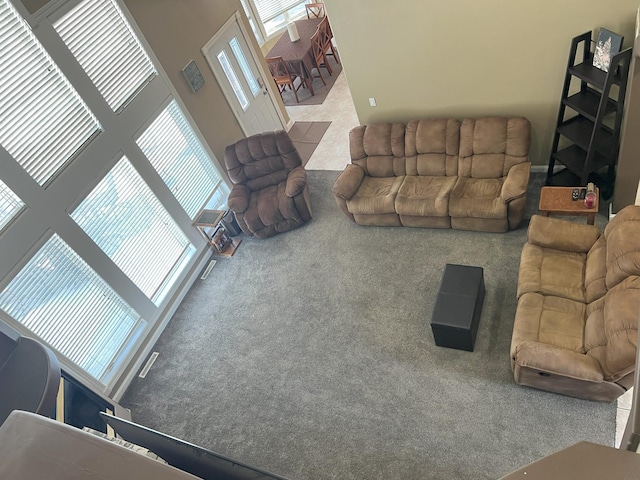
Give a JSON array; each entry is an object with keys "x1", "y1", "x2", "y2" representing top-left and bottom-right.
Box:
[
  {"x1": 552, "y1": 144, "x2": 616, "y2": 179},
  {"x1": 569, "y1": 53, "x2": 627, "y2": 88},
  {"x1": 569, "y1": 59, "x2": 609, "y2": 90},
  {"x1": 563, "y1": 88, "x2": 617, "y2": 122},
  {"x1": 557, "y1": 116, "x2": 613, "y2": 151}
]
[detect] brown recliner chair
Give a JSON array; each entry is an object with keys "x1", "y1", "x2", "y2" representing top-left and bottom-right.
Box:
[{"x1": 224, "y1": 131, "x2": 312, "y2": 239}]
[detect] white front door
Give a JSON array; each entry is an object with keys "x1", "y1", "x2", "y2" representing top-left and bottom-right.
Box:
[{"x1": 203, "y1": 13, "x2": 283, "y2": 136}]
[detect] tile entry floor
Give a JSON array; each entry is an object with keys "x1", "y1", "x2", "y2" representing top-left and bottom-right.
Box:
[{"x1": 285, "y1": 69, "x2": 633, "y2": 450}]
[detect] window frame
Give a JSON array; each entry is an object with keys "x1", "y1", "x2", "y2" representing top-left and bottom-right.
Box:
[{"x1": 0, "y1": 0, "x2": 230, "y2": 397}]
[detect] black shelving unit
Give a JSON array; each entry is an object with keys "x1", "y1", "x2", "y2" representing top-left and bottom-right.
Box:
[{"x1": 546, "y1": 31, "x2": 632, "y2": 199}]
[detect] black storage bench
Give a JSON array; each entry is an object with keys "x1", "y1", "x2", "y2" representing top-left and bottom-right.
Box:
[{"x1": 430, "y1": 264, "x2": 485, "y2": 352}]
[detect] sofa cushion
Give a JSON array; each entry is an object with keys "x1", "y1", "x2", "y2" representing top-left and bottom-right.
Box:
[
  {"x1": 448, "y1": 177, "x2": 506, "y2": 219},
  {"x1": 585, "y1": 276, "x2": 640, "y2": 381},
  {"x1": 404, "y1": 119, "x2": 459, "y2": 177},
  {"x1": 604, "y1": 206, "x2": 640, "y2": 290},
  {"x1": 512, "y1": 292, "x2": 587, "y2": 354},
  {"x1": 349, "y1": 123, "x2": 406, "y2": 177},
  {"x1": 395, "y1": 176, "x2": 457, "y2": 217},
  {"x1": 347, "y1": 176, "x2": 403, "y2": 215},
  {"x1": 458, "y1": 117, "x2": 531, "y2": 179},
  {"x1": 517, "y1": 243, "x2": 586, "y2": 302},
  {"x1": 243, "y1": 184, "x2": 284, "y2": 232}
]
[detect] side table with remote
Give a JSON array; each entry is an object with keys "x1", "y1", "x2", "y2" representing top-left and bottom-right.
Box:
[{"x1": 538, "y1": 186, "x2": 599, "y2": 225}]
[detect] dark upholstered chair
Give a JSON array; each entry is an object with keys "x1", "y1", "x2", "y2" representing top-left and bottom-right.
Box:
[
  {"x1": 224, "y1": 131, "x2": 312, "y2": 239},
  {"x1": 0, "y1": 336, "x2": 60, "y2": 425}
]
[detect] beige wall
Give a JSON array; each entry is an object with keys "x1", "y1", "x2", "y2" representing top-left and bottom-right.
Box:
[{"x1": 323, "y1": 0, "x2": 637, "y2": 166}]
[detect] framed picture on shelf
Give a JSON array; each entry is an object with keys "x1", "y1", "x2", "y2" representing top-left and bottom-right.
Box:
[
  {"x1": 211, "y1": 225, "x2": 231, "y2": 253},
  {"x1": 592, "y1": 28, "x2": 623, "y2": 72}
]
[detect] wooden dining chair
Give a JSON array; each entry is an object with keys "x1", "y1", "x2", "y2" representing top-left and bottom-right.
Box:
[
  {"x1": 319, "y1": 16, "x2": 340, "y2": 64},
  {"x1": 305, "y1": 2, "x2": 325, "y2": 18},
  {"x1": 265, "y1": 56, "x2": 302, "y2": 103},
  {"x1": 310, "y1": 29, "x2": 330, "y2": 83}
]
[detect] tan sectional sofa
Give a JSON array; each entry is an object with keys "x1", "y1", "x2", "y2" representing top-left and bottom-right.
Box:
[
  {"x1": 332, "y1": 116, "x2": 531, "y2": 232},
  {"x1": 511, "y1": 206, "x2": 640, "y2": 402}
]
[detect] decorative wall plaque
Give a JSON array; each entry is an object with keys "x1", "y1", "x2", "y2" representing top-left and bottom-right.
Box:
[{"x1": 181, "y1": 59, "x2": 205, "y2": 93}]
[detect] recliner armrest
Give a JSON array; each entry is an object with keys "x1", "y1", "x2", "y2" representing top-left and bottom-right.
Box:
[
  {"x1": 527, "y1": 215, "x2": 600, "y2": 253},
  {"x1": 285, "y1": 166, "x2": 307, "y2": 198},
  {"x1": 513, "y1": 341, "x2": 604, "y2": 383},
  {"x1": 227, "y1": 184, "x2": 251, "y2": 214},
  {"x1": 500, "y1": 162, "x2": 530, "y2": 203},
  {"x1": 332, "y1": 164, "x2": 365, "y2": 201}
]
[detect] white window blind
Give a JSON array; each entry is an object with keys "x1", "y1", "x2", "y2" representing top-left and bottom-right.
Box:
[
  {"x1": 54, "y1": 0, "x2": 157, "y2": 112},
  {"x1": 0, "y1": 179, "x2": 24, "y2": 230},
  {"x1": 136, "y1": 101, "x2": 222, "y2": 219},
  {"x1": 0, "y1": 0, "x2": 100, "y2": 185},
  {"x1": 0, "y1": 234, "x2": 146, "y2": 382},
  {"x1": 253, "y1": 0, "x2": 305, "y2": 23},
  {"x1": 71, "y1": 157, "x2": 194, "y2": 304}
]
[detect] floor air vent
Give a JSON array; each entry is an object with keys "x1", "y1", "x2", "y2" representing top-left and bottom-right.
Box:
[
  {"x1": 201, "y1": 260, "x2": 217, "y2": 280},
  {"x1": 138, "y1": 352, "x2": 159, "y2": 378}
]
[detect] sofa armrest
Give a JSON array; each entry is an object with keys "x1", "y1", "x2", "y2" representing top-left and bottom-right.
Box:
[
  {"x1": 332, "y1": 164, "x2": 365, "y2": 201},
  {"x1": 526, "y1": 214, "x2": 600, "y2": 253},
  {"x1": 513, "y1": 341, "x2": 604, "y2": 383},
  {"x1": 500, "y1": 162, "x2": 530, "y2": 203},
  {"x1": 227, "y1": 184, "x2": 251, "y2": 214},
  {"x1": 285, "y1": 166, "x2": 307, "y2": 198}
]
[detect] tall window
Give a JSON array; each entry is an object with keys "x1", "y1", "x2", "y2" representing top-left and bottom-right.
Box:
[
  {"x1": 0, "y1": 234, "x2": 145, "y2": 383},
  {"x1": 54, "y1": 0, "x2": 157, "y2": 111},
  {"x1": 0, "y1": 0, "x2": 228, "y2": 393},
  {"x1": 136, "y1": 101, "x2": 223, "y2": 219},
  {"x1": 71, "y1": 157, "x2": 195, "y2": 304},
  {"x1": 0, "y1": 0, "x2": 100, "y2": 186},
  {"x1": 0, "y1": 180, "x2": 24, "y2": 231},
  {"x1": 242, "y1": 0, "x2": 307, "y2": 39}
]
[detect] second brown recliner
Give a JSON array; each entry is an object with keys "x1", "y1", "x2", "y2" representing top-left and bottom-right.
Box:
[{"x1": 224, "y1": 130, "x2": 312, "y2": 239}]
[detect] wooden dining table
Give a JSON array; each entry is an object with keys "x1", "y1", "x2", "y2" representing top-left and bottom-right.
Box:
[{"x1": 265, "y1": 17, "x2": 324, "y2": 96}]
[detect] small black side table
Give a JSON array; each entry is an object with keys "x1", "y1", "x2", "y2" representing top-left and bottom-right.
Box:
[{"x1": 430, "y1": 264, "x2": 485, "y2": 352}]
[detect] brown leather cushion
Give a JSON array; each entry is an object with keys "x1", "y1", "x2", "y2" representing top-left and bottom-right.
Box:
[
  {"x1": 347, "y1": 176, "x2": 403, "y2": 215},
  {"x1": 512, "y1": 292, "x2": 587, "y2": 355},
  {"x1": 395, "y1": 176, "x2": 457, "y2": 217},
  {"x1": 517, "y1": 243, "x2": 586, "y2": 302},
  {"x1": 585, "y1": 276, "x2": 640, "y2": 381},
  {"x1": 448, "y1": 177, "x2": 506, "y2": 219},
  {"x1": 604, "y1": 206, "x2": 640, "y2": 290}
]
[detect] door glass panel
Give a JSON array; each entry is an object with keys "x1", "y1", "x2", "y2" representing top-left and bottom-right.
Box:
[
  {"x1": 217, "y1": 50, "x2": 249, "y2": 110},
  {"x1": 229, "y1": 37, "x2": 260, "y2": 97}
]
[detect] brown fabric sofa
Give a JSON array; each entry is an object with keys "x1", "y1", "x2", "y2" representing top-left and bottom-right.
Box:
[
  {"x1": 224, "y1": 130, "x2": 312, "y2": 239},
  {"x1": 331, "y1": 116, "x2": 531, "y2": 232},
  {"x1": 511, "y1": 206, "x2": 640, "y2": 401}
]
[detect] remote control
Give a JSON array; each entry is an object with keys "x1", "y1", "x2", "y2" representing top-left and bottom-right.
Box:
[
  {"x1": 572, "y1": 188, "x2": 579, "y2": 201},
  {"x1": 579, "y1": 188, "x2": 586, "y2": 200}
]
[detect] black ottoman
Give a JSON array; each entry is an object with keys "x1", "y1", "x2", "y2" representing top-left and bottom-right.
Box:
[{"x1": 430, "y1": 264, "x2": 485, "y2": 352}]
